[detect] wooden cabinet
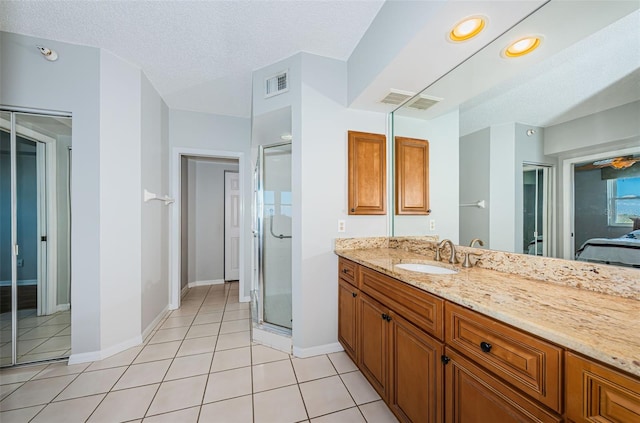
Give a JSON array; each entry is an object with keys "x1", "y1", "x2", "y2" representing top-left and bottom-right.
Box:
[
  {"x1": 348, "y1": 131, "x2": 386, "y2": 215},
  {"x1": 566, "y1": 352, "x2": 640, "y2": 422},
  {"x1": 445, "y1": 302, "x2": 562, "y2": 412},
  {"x1": 444, "y1": 348, "x2": 561, "y2": 423},
  {"x1": 359, "y1": 292, "x2": 389, "y2": 398},
  {"x1": 395, "y1": 137, "x2": 430, "y2": 215},
  {"x1": 389, "y1": 311, "x2": 443, "y2": 423},
  {"x1": 338, "y1": 278, "x2": 359, "y2": 362},
  {"x1": 337, "y1": 259, "x2": 640, "y2": 423}
]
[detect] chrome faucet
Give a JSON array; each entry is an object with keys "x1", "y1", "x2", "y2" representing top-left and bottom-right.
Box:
[{"x1": 435, "y1": 239, "x2": 458, "y2": 264}]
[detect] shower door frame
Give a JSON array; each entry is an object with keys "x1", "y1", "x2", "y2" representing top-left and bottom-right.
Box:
[{"x1": 255, "y1": 142, "x2": 292, "y2": 335}]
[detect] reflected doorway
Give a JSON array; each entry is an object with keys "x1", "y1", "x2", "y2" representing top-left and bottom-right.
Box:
[{"x1": 0, "y1": 110, "x2": 72, "y2": 367}]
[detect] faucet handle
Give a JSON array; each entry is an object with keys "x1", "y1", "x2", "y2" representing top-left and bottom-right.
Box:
[
  {"x1": 435, "y1": 246, "x2": 443, "y2": 261},
  {"x1": 462, "y1": 252, "x2": 482, "y2": 268}
]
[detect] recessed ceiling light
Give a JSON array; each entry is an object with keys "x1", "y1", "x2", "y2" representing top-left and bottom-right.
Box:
[
  {"x1": 503, "y1": 36, "x2": 542, "y2": 58},
  {"x1": 449, "y1": 16, "x2": 486, "y2": 42}
]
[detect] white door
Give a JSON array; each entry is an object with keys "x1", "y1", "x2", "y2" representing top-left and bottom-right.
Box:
[{"x1": 225, "y1": 171, "x2": 240, "y2": 281}]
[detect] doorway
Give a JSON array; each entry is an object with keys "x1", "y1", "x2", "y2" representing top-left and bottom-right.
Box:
[
  {"x1": 0, "y1": 110, "x2": 72, "y2": 367},
  {"x1": 522, "y1": 164, "x2": 553, "y2": 256},
  {"x1": 170, "y1": 148, "x2": 246, "y2": 310}
]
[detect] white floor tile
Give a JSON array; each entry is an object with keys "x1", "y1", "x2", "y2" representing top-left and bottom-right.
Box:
[
  {"x1": 165, "y1": 353, "x2": 213, "y2": 381},
  {"x1": 358, "y1": 400, "x2": 399, "y2": 423},
  {"x1": 56, "y1": 367, "x2": 126, "y2": 400},
  {"x1": 31, "y1": 393, "x2": 104, "y2": 423},
  {"x1": 252, "y1": 359, "x2": 297, "y2": 392},
  {"x1": 0, "y1": 375, "x2": 76, "y2": 411},
  {"x1": 327, "y1": 352, "x2": 358, "y2": 374},
  {"x1": 199, "y1": 395, "x2": 253, "y2": 422},
  {"x1": 177, "y1": 336, "x2": 218, "y2": 357},
  {"x1": 204, "y1": 365, "x2": 252, "y2": 403},
  {"x1": 88, "y1": 384, "x2": 158, "y2": 422},
  {"x1": 253, "y1": 385, "x2": 308, "y2": 423},
  {"x1": 292, "y1": 355, "x2": 337, "y2": 383},
  {"x1": 143, "y1": 406, "x2": 200, "y2": 423},
  {"x1": 340, "y1": 371, "x2": 380, "y2": 405},
  {"x1": 146, "y1": 374, "x2": 207, "y2": 416},
  {"x1": 299, "y1": 375, "x2": 355, "y2": 418},
  {"x1": 211, "y1": 346, "x2": 251, "y2": 372},
  {"x1": 310, "y1": 407, "x2": 366, "y2": 423},
  {"x1": 113, "y1": 359, "x2": 171, "y2": 390}
]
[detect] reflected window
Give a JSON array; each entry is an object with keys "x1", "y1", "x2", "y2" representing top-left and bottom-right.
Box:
[{"x1": 607, "y1": 176, "x2": 640, "y2": 226}]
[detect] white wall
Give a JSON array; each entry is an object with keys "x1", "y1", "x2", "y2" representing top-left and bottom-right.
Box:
[
  {"x1": 99, "y1": 49, "x2": 142, "y2": 349},
  {"x1": 545, "y1": 101, "x2": 640, "y2": 156},
  {"x1": 186, "y1": 159, "x2": 239, "y2": 284},
  {"x1": 489, "y1": 124, "x2": 517, "y2": 252},
  {"x1": 296, "y1": 53, "x2": 387, "y2": 353},
  {"x1": 1, "y1": 31, "x2": 102, "y2": 355},
  {"x1": 393, "y1": 111, "x2": 460, "y2": 242},
  {"x1": 141, "y1": 74, "x2": 170, "y2": 334},
  {"x1": 459, "y1": 128, "x2": 490, "y2": 247},
  {"x1": 169, "y1": 110, "x2": 251, "y2": 299}
]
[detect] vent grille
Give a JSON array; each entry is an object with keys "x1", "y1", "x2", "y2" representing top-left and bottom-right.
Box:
[
  {"x1": 380, "y1": 89, "x2": 415, "y2": 105},
  {"x1": 265, "y1": 70, "x2": 289, "y2": 98},
  {"x1": 406, "y1": 94, "x2": 443, "y2": 111}
]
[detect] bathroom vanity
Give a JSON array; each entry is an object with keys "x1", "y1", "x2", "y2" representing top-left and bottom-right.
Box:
[{"x1": 335, "y1": 240, "x2": 640, "y2": 423}]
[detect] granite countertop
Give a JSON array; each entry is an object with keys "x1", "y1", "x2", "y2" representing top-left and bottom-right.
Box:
[{"x1": 335, "y1": 247, "x2": 640, "y2": 378}]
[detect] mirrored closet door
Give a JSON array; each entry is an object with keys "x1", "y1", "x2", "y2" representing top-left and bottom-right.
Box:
[{"x1": 0, "y1": 110, "x2": 72, "y2": 366}]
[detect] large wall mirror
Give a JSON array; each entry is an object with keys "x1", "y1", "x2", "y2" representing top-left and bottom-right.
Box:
[{"x1": 391, "y1": 0, "x2": 640, "y2": 269}]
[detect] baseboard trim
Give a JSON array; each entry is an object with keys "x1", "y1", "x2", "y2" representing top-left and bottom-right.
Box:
[
  {"x1": 240, "y1": 295, "x2": 251, "y2": 303},
  {"x1": 293, "y1": 342, "x2": 344, "y2": 358},
  {"x1": 180, "y1": 285, "x2": 189, "y2": 298},
  {"x1": 142, "y1": 306, "x2": 170, "y2": 341},
  {"x1": 68, "y1": 335, "x2": 143, "y2": 365},
  {"x1": 55, "y1": 303, "x2": 70, "y2": 313},
  {"x1": 188, "y1": 279, "x2": 224, "y2": 288}
]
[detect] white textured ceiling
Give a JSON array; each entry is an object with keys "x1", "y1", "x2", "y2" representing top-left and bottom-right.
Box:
[{"x1": 0, "y1": 0, "x2": 384, "y2": 117}]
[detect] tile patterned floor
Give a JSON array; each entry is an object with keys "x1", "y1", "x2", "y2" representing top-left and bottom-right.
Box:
[
  {"x1": 0, "y1": 309, "x2": 71, "y2": 366},
  {"x1": 0, "y1": 283, "x2": 398, "y2": 422}
]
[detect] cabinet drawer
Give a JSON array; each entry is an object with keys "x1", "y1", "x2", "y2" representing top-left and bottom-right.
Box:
[
  {"x1": 445, "y1": 302, "x2": 562, "y2": 412},
  {"x1": 359, "y1": 266, "x2": 443, "y2": 341},
  {"x1": 338, "y1": 257, "x2": 357, "y2": 286},
  {"x1": 566, "y1": 352, "x2": 640, "y2": 423},
  {"x1": 445, "y1": 347, "x2": 562, "y2": 423}
]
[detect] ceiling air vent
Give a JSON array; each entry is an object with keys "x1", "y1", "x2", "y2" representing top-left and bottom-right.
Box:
[
  {"x1": 265, "y1": 70, "x2": 289, "y2": 98},
  {"x1": 380, "y1": 89, "x2": 415, "y2": 106},
  {"x1": 406, "y1": 94, "x2": 443, "y2": 111}
]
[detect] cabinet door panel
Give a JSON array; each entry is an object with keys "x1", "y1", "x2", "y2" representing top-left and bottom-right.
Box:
[
  {"x1": 395, "y1": 137, "x2": 429, "y2": 215},
  {"x1": 445, "y1": 348, "x2": 561, "y2": 423},
  {"x1": 338, "y1": 278, "x2": 358, "y2": 362},
  {"x1": 359, "y1": 293, "x2": 388, "y2": 398},
  {"x1": 566, "y1": 352, "x2": 640, "y2": 423},
  {"x1": 348, "y1": 131, "x2": 386, "y2": 215},
  {"x1": 389, "y1": 312, "x2": 443, "y2": 423}
]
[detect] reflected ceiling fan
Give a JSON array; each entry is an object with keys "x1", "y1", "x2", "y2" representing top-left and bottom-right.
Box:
[{"x1": 575, "y1": 155, "x2": 640, "y2": 171}]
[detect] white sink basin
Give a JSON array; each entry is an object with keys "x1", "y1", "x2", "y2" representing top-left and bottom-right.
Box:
[{"x1": 394, "y1": 263, "x2": 458, "y2": 275}]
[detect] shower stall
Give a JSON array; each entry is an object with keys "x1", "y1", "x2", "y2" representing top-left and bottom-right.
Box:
[{"x1": 252, "y1": 142, "x2": 292, "y2": 343}]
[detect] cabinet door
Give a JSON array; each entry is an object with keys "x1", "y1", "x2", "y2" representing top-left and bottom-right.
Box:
[
  {"x1": 359, "y1": 293, "x2": 388, "y2": 399},
  {"x1": 566, "y1": 352, "x2": 640, "y2": 423},
  {"x1": 388, "y1": 312, "x2": 443, "y2": 423},
  {"x1": 395, "y1": 137, "x2": 429, "y2": 215},
  {"x1": 444, "y1": 348, "x2": 561, "y2": 423},
  {"x1": 338, "y1": 278, "x2": 359, "y2": 362},
  {"x1": 348, "y1": 131, "x2": 387, "y2": 215}
]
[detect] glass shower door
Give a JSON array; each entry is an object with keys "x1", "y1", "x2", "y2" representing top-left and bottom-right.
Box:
[{"x1": 260, "y1": 143, "x2": 292, "y2": 330}]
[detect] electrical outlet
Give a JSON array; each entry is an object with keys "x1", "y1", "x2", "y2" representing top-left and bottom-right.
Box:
[
  {"x1": 16, "y1": 259, "x2": 23, "y2": 267},
  {"x1": 337, "y1": 220, "x2": 346, "y2": 233},
  {"x1": 429, "y1": 219, "x2": 436, "y2": 231}
]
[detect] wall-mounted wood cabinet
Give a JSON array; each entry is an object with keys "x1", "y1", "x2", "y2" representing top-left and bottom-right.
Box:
[
  {"x1": 348, "y1": 131, "x2": 386, "y2": 215},
  {"x1": 395, "y1": 137, "x2": 429, "y2": 215}
]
